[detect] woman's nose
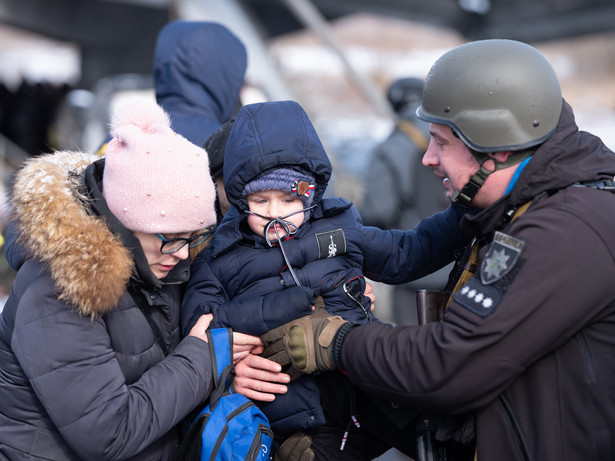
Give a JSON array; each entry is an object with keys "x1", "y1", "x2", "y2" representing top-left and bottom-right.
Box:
[{"x1": 170, "y1": 243, "x2": 190, "y2": 261}]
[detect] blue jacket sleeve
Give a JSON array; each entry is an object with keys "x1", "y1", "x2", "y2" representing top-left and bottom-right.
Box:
[
  {"x1": 182, "y1": 255, "x2": 314, "y2": 336},
  {"x1": 361, "y1": 205, "x2": 471, "y2": 284}
]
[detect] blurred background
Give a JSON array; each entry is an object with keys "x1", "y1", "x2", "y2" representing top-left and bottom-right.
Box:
[
  {"x1": 1, "y1": 1, "x2": 614, "y2": 458},
  {"x1": 1, "y1": 0, "x2": 614, "y2": 322}
]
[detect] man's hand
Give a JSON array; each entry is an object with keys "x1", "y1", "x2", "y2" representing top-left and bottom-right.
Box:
[
  {"x1": 261, "y1": 297, "x2": 347, "y2": 375},
  {"x1": 274, "y1": 432, "x2": 314, "y2": 461},
  {"x1": 234, "y1": 353, "x2": 290, "y2": 401}
]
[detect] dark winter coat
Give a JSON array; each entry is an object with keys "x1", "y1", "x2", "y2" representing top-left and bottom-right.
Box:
[
  {"x1": 340, "y1": 101, "x2": 615, "y2": 460},
  {"x1": 181, "y1": 100, "x2": 470, "y2": 433},
  {"x1": 153, "y1": 20, "x2": 247, "y2": 147},
  {"x1": 0, "y1": 152, "x2": 214, "y2": 460}
]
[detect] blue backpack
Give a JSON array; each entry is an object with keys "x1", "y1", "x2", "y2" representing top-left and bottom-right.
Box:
[{"x1": 175, "y1": 328, "x2": 273, "y2": 461}]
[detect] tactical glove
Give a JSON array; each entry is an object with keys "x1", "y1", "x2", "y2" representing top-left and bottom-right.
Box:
[
  {"x1": 274, "y1": 432, "x2": 314, "y2": 461},
  {"x1": 261, "y1": 296, "x2": 347, "y2": 376}
]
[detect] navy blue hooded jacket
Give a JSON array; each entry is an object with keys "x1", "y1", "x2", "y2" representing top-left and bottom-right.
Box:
[
  {"x1": 181, "y1": 100, "x2": 470, "y2": 433},
  {"x1": 153, "y1": 20, "x2": 247, "y2": 147}
]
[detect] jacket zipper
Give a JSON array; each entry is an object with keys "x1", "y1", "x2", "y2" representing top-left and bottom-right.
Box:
[{"x1": 498, "y1": 395, "x2": 530, "y2": 461}]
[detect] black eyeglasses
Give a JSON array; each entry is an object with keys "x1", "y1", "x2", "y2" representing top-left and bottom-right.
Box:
[{"x1": 157, "y1": 226, "x2": 216, "y2": 254}]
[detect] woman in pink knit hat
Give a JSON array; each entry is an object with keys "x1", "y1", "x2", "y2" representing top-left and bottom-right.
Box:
[{"x1": 0, "y1": 98, "x2": 263, "y2": 460}]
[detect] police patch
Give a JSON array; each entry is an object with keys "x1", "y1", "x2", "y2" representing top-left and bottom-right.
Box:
[
  {"x1": 316, "y1": 229, "x2": 346, "y2": 259},
  {"x1": 453, "y1": 277, "x2": 503, "y2": 317},
  {"x1": 480, "y1": 231, "x2": 525, "y2": 285}
]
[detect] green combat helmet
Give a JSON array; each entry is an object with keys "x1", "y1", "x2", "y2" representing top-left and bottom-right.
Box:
[{"x1": 416, "y1": 39, "x2": 563, "y2": 207}]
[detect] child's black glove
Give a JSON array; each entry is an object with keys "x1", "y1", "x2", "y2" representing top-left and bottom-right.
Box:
[{"x1": 262, "y1": 286, "x2": 315, "y2": 330}]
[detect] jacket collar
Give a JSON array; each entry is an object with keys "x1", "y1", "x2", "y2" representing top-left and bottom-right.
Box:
[{"x1": 461, "y1": 100, "x2": 615, "y2": 236}]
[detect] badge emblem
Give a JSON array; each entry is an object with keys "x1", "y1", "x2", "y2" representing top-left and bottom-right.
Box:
[
  {"x1": 480, "y1": 231, "x2": 525, "y2": 285},
  {"x1": 315, "y1": 229, "x2": 346, "y2": 259},
  {"x1": 453, "y1": 277, "x2": 503, "y2": 317}
]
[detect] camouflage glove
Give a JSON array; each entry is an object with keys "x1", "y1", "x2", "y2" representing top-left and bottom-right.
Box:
[
  {"x1": 274, "y1": 432, "x2": 314, "y2": 461},
  {"x1": 261, "y1": 296, "x2": 347, "y2": 376}
]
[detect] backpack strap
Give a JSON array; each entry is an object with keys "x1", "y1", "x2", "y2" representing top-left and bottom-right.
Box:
[
  {"x1": 128, "y1": 289, "x2": 169, "y2": 357},
  {"x1": 206, "y1": 328, "x2": 236, "y2": 408}
]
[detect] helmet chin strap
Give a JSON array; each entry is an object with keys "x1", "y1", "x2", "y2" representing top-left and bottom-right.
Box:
[{"x1": 451, "y1": 150, "x2": 533, "y2": 209}]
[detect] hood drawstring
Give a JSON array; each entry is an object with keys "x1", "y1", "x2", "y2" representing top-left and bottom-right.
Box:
[{"x1": 246, "y1": 205, "x2": 316, "y2": 286}]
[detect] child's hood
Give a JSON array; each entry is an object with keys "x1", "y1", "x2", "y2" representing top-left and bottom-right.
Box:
[{"x1": 222, "y1": 100, "x2": 332, "y2": 211}]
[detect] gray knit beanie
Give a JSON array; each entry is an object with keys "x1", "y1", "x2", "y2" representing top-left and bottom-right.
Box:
[{"x1": 242, "y1": 168, "x2": 316, "y2": 208}]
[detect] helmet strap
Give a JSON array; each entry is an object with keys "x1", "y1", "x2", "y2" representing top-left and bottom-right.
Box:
[
  {"x1": 451, "y1": 156, "x2": 491, "y2": 208},
  {"x1": 451, "y1": 150, "x2": 533, "y2": 209}
]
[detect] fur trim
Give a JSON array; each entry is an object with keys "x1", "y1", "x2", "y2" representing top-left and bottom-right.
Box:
[{"x1": 11, "y1": 151, "x2": 134, "y2": 316}]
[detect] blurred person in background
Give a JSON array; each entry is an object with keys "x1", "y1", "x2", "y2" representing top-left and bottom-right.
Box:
[
  {"x1": 202, "y1": 118, "x2": 235, "y2": 223},
  {"x1": 152, "y1": 20, "x2": 247, "y2": 148},
  {"x1": 359, "y1": 77, "x2": 449, "y2": 325}
]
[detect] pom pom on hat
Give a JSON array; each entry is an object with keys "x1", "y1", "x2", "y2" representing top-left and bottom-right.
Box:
[{"x1": 102, "y1": 98, "x2": 217, "y2": 234}]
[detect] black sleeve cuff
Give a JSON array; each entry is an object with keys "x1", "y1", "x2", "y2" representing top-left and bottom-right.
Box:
[{"x1": 329, "y1": 322, "x2": 360, "y2": 369}]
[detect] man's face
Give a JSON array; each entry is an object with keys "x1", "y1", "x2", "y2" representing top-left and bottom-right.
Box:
[{"x1": 422, "y1": 123, "x2": 483, "y2": 205}]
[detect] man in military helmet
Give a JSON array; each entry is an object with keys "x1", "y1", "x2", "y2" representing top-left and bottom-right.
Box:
[{"x1": 250, "y1": 39, "x2": 615, "y2": 461}]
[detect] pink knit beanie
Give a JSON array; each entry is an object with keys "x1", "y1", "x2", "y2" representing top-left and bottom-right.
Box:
[{"x1": 102, "y1": 98, "x2": 217, "y2": 234}]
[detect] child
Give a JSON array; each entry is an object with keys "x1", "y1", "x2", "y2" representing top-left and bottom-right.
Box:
[{"x1": 182, "y1": 100, "x2": 469, "y2": 460}]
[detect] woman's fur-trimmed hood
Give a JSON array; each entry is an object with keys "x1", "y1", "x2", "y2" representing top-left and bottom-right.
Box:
[{"x1": 10, "y1": 151, "x2": 133, "y2": 316}]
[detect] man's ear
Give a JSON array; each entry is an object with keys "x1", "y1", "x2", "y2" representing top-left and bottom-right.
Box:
[{"x1": 488, "y1": 151, "x2": 513, "y2": 162}]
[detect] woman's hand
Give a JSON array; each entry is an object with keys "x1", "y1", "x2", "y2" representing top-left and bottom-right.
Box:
[
  {"x1": 234, "y1": 353, "x2": 290, "y2": 402},
  {"x1": 188, "y1": 314, "x2": 213, "y2": 342},
  {"x1": 188, "y1": 315, "x2": 262, "y2": 362}
]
